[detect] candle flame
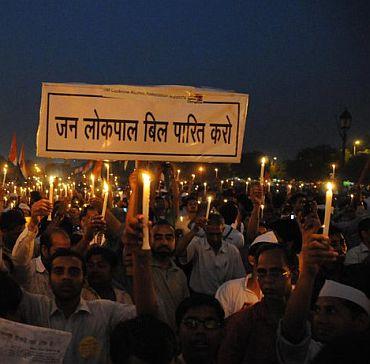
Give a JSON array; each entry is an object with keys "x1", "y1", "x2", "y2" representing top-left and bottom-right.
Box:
[
  {"x1": 91, "y1": 174, "x2": 95, "y2": 181},
  {"x1": 207, "y1": 196, "x2": 213, "y2": 202},
  {"x1": 142, "y1": 172, "x2": 151, "y2": 185},
  {"x1": 103, "y1": 181, "x2": 109, "y2": 193},
  {"x1": 49, "y1": 176, "x2": 54, "y2": 184},
  {"x1": 326, "y1": 182, "x2": 333, "y2": 191},
  {"x1": 261, "y1": 204, "x2": 265, "y2": 210},
  {"x1": 261, "y1": 157, "x2": 266, "y2": 165}
]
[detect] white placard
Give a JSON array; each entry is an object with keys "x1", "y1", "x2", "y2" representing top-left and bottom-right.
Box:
[
  {"x1": 0, "y1": 318, "x2": 71, "y2": 363},
  {"x1": 37, "y1": 83, "x2": 249, "y2": 163}
]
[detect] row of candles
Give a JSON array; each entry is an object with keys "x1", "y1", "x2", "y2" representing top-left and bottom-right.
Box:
[{"x1": 2, "y1": 157, "x2": 335, "y2": 247}]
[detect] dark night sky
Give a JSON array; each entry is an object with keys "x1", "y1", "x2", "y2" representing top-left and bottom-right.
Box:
[{"x1": 1, "y1": 0, "x2": 369, "y2": 161}]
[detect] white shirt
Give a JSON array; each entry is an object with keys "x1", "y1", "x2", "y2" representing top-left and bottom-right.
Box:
[
  {"x1": 344, "y1": 242, "x2": 369, "y2": 265},
  {"x1": 19, "y1": 291, "x2": 136, "y2": 364},
  {"x1": 215, "y1": 275, "x2": 259, "y2": 317},
  {"x1": 184, "y1": 236, "x2": 246, "y2": 295},
  {"x1": 222, "y1": 225, "x2": 245, "y2": 249},
  {"x1": 276, "y1": 320, "x2": 323, "y2": 364}
]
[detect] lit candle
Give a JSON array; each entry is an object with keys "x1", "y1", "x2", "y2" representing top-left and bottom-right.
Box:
[
  {"x1": 350, "y1": 194, "x2": 354, "y2": 204},
  {"x1": 206, "y1": 196, "x2": 212, "y2": 219},
  {"x1": 105, "y1": 162, "x2": 110, "y2": 183},
  {"x1": 267, "y1": 182, "x2": 271, "y2": 193},
  {"x1": 101, "y1": 181, "x2": 109, "y2": 218},
  {"x1": 191, "y1": 174, "x2": 195, "y2": 181},
  {"x1": 331, "y1": 164, "x2": 336, "y2": 179},
  {"x1": 2, "y1": 165, "x2": 8, "y2": 187},
  {"x1": 177, "y1": 169, "x2": 181, "y2": 181},
  {"x1": 203, "y1": 182, "x2": 207, "y2": 197},
  {"x1": 287, "y1": 184, "x2": 292, "y2": 194},
  {"x1": 214, "y1": 168, "x2": 218, "y2": 179},
  {"x1": 245, "y1": 180, "x2": 249, "y2": 193},
  {"x1": 142, "y1": 172, "x2": 151, "y2": 250},
  {"x1": 323, "y1": 182, "x2": 333, "y2": 236},
  {"x1": 260, "y1": 157, "x2": 266, "y2": 185},
  {"x1": 48, "y1": 176, "x2": 54, "y2": 221},
  {"x1": 91, "y1": 174, "x2": 95, "y2": 197},
  {"x1": 260, "y1": 204, "x2": 265, "y2": 219}
]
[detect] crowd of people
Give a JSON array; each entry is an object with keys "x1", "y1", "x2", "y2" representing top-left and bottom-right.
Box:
[{"x1": 0, "y1": 162, "x2": 369, "y2": 364}]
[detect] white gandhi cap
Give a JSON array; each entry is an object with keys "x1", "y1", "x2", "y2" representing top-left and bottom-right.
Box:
[{"x1": 319, "y1": 280, "x2": 370, "y2": 316}]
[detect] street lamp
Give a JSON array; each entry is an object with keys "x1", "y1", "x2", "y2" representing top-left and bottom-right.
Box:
[
  {"x1": 338, "y1": 109, "x2": 352, "y2": 169},
  {"x1": 353, "y1": 140, "x2": 361, "y2": 156}
]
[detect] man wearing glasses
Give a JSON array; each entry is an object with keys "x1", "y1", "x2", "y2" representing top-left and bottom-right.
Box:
[
  {"x1": 175, "y1": 294, "x2": 225, "y2": 364},
  {"x1": 218, "y1": 244, "x2": 293, "y2": 364}
]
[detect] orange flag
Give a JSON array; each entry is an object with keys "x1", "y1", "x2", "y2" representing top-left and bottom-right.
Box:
[
  {"x1": 8, "y1": 133, "x2": 18, "y2": 166},
  {"x1": 92, "y1": 161, "x2": 103, "y2": 178},
  {"x1": 19, "y1": 144, "x2": 28, "y2": 179}
]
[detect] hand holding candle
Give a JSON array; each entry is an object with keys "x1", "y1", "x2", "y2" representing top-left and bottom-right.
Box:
[
  {"x1": 142, "y1": 172, "x2": 151, "y2": 250},
  {"x1": 323, "y1": 182, "x2": 333, "y2": 236}
]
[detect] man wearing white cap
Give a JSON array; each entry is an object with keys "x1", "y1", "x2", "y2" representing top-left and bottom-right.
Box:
[
  {"x1": 215, "y1": 231, "x2": 278, "y2": 317},
  {"x1": 277, "y1": 218, "x2": 370, "y2": 363}
]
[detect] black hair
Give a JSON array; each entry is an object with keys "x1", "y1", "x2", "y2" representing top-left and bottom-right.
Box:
[
  {"x1": 151, "y1": 219, "x2": 175, "y2": 231},
  {"x1": 85, "y1": 246, "x2": 118, "y2": 269},
  {"x1": 80, "y1": 205, "x2": 99, "y2": 221},
  {"x1": 30, "y1": 191, "x2": 42, "y2": 206},
  {"x1": 289, "y1": 192, "x2": 307, "y2": 206},
  {"x1": 110, "y1": 315, "x2": 177, "y2": 364},
  {"x1": 207, "y1": 213, "x2": 225, "y2": 226},
  {"x1": 40, "y1": 226, "x2": 71, "y2": 250},
  {"x1": 49, "y1": 248, "x2": 86, "y2": 276},
  {"x1": 219, "y1": 201, "x2": 238, "y2": 225},
  {"x1": 270, "y1": 219, "x2": 302, "y2": 254},
  {"x1": 175, "y1": 294, "x2": 225, "y2": 328},
  {"x1": 358, "y1": 218, "x2": 370, "y2": 237},
  {"x1": 0, "y1": 209, "x2": 26, "y2": 231},
  {"x1": 328, "y1": 225, "x2": 343, "y2": 236},
  {"x1": 0, "y1": 272, "x2": 23, "y2": 317}
]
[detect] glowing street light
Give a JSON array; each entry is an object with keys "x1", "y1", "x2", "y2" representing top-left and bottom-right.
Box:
[{"x1": 353, "y1": 140, "x2": 361, "y2": 155}]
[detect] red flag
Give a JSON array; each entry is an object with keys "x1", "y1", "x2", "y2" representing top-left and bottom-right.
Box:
[
  {"x1": 92, "y1": 161, "x2": 103, "y2": 178},
  {"x1": 19, "y1": 144, "x2": 28, "y2": 179},
  {"x1": 8, "y1": 133, "x2": 18, "y2": 166}
]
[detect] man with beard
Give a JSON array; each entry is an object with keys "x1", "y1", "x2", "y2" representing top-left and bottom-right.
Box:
[
  {"x1": 15, "y1": 227, "x2": 71, "y2": 297},
  {"x1": 83, "y1": 245, "x2": 132, "y2": 304},
  {"x1": 176, "y1": 213, "x2": 245, "y2": 296},
  {"x1": 151, "y1": 219, "x2": 189, "y2": 330},
  {"x1": 217, "y1": 244, "x2": 293, "y2": 364},
  {"x1": 4, "y1": 245, "x2": 156, "y2": 363}
]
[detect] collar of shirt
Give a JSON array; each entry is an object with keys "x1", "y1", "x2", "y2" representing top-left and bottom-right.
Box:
[
  {"x1": 151, "y1": 256, "x2": 179, "y2": 270},
  {"x1": 359, "y1": 242, "x2": 370, "y2": 253},
  {"x1": 50, "y1": 297, "x2": 91, "y2": 317},
  {"x1": 35, "y1": 256, "x2": 46, "y2": 273},
  {"x1": 203, "y1": 238, "x2": 228, "y2": 254}
]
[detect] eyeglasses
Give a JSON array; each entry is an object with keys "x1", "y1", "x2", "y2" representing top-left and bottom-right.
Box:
[
  {"x1": 182, "y1": 317, "x2": 222, "y2": 330},
  {"x1": 256, "y1": 268, "x2": 289, "y2": 280}
]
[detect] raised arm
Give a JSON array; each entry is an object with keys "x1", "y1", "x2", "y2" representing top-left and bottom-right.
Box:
[
  {"x1": 281, "y1": 216, "x2": 338, "y2": 343},
  {"x1": 245, "y1": 183, "x2": 263, "y2": 244},
  {"x1": 12, "y1": 199, "x2": 52, "y2": 266}
]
